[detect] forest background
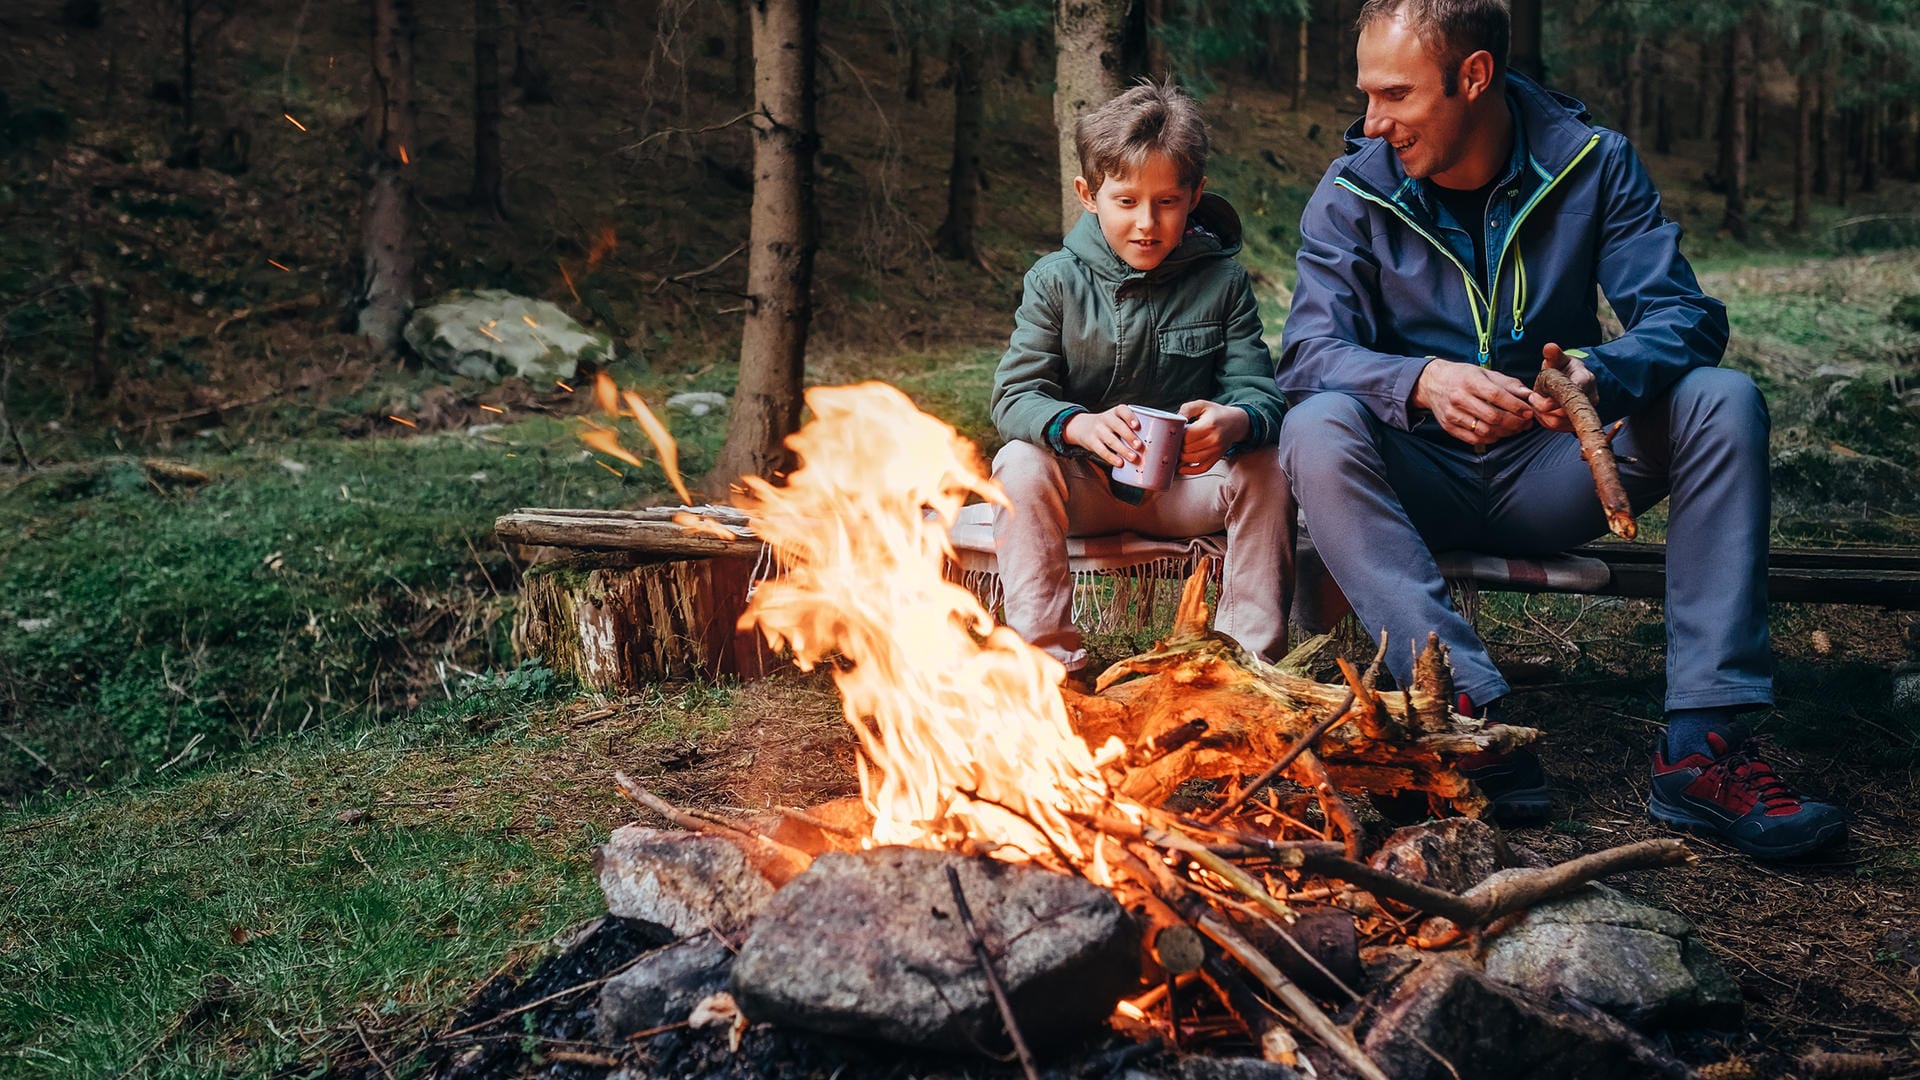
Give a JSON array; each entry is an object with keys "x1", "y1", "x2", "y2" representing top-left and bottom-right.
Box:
[{"x1": 2, "y1": 0, "x2": 1919, "y2": 1076}]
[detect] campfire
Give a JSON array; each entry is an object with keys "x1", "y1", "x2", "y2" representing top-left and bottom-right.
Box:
[{"x1": 592, "y1": 383, "x2": 1696, "y2": 1079}]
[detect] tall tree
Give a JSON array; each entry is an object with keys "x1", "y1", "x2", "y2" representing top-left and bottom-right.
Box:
[
  {"x1": 471, "y1": 0, "x2": 507, "y2": 218},
  {"x1": 934, "y1": 34, "x2": 986, "y2": 263},
  {"x1": 355, "y1": 0, "x2": 418, "y2": 348},
  {"x1": 1720, "y1": 14, "x2": 1752, "y2": 239},
  {"x1": 1792, "y1": 15, "x2": 1817, "y2": 233},
  {"x1": 1508, "y1": 0, "x2": 1542, "y2": 81},
  {"x1": 708, "y1": 0, "x2": 820, "y2": 491},
  {"x1": 1053, "y1": 0, "x2": 1131, "y2": 234}
]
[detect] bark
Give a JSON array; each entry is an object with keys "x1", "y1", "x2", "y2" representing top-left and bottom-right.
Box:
[
  {"x1": 470, "y1": 0, "x2": 507, "y2": 218},
  {"x1": 1792, "y1": 37, "x2": 1814, "y2": 234},
  {"x1": 935, "y1": 35, "x2": 985, "y2": 264},
  {"x1": 1291, "y1": 18, "x2": 1309, "y2": 113},
  {"x1": 355, "y1": 0, "x2": 417, "y2": 350},
  {"x1": 1053, "y1": 0, "x2": 1131, "y2": 234},
  {"x1": 708, "y1": 0, "x2": 819, "y2": 492},
  {"x1": 1536, "y1": 343, "x2": 1634, "y2": 540},
  {"x1": 1719, "y1": 18, "x2": 1750, "y2": 239},
  {"x1": 1508, "y1": 0, "x2": 1542, "y2": 81}
]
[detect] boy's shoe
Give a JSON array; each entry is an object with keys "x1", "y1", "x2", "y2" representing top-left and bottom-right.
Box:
[
  {"x1": 1457, "y1": 745, "x2": 1552, "y2": 824},
  {"x1": 1648, "y1": 733, "x2": 1845, "y2": 859}
]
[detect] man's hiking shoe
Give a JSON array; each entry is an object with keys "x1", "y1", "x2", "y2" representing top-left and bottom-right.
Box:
[
  {"x1": 1649, "y1": 733, "x2": 1845, "y2": 859},
  {"x1": 1457, "y1": 745, "x2": 1552, "y2": 824}
]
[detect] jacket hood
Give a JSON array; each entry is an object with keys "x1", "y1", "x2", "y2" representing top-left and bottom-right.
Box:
[
  {"x1": 1062, "y1": 191, "x2": 1244, "y2": 284},
  {"x1": 1338, "y1": 73, "x2": 1597, "y2": 193}
]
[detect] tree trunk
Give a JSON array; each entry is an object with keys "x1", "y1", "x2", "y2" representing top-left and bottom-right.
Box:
[
  {"x1": 1508, "y1": 0, "x2": 1542, "y2": 81},
  {"x1": 470, "y1": 0, "x2": 506, "y2": 218},
  {"x1": 1720, "y1": 18, "x2": 1750, "y2": 239},
  {"x1": 905, "y1": 37, "x2": 924, "y2": 102},
  {"x1": 1144, "y1": 0, "x2": 1167, "y2": 77},
  {"x1": 708, "y1": 0, "x2": 819, "y2": 492},
  {"x1": 1860, "y1": 97, "x2": 1879, "y2": 193},
  {"x1": 1291, "y1": 18, "x2": 1308, "y2": 112},
  {"x1": 355, "y1": 0, "x2": 417, "y2": 349},
  {"x1": 1837, "y1": 108, "x2": 1850, "y2": 207},
  {"x1": 1621, "y1": 35, "x2": 1643, "y2": 148},
  {"x1": 1696, "y1": 37, "x2": 1715, "y2": 142},
  {"x1": 1792, "y1": 34, "x2": 1814, "y2": 234},
  {"x1": 1654, "y1": 90, "x2": 1672, "y2": 155},
  {"x1": 1053, "y1": 0, "x2": 1131, "y2": 234},
  {"x1": 179, "y1": 0, "x2": 195, "y2": 131},
  {"x1": 935, "y1": 35, "x2": 985, "y2": 264},
  {"x1": 1814, "y1": 66, "x2": 1830, "y2": 195},
  {"x1": 510, "y1": 0, "x2": 552, "y2": 104}
]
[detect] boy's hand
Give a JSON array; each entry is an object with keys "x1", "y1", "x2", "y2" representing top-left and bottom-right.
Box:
[
  {"x1": 1523, "y1": 344, "x2": 1598, "y2": 433},
  {"x1": 1063, "y1": 406, "x2": 1146, "y2": 468},
  {"x1": 1413, "y1": 358, "x2": 1535, "y2": 445},
  {"x1": 1176, "y1": 400, "x2": 1250, "y2": 474}
]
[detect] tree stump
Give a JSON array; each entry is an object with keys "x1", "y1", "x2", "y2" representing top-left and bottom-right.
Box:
[{"x1": 513, "y1": 552, "x2": 775, "y2": 687}]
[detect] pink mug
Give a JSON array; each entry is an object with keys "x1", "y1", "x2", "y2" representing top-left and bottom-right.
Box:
[{"x1": 1109, "y1": 406, "x2": 1188, "y2": 491}]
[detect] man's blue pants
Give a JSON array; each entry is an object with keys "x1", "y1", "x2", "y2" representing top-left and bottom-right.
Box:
[{"x1": 1277, "y1": 367, "x2": 1773, "y2": 714}]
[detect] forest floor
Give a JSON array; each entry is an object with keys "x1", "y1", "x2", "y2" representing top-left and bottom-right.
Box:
[{"x1": 4, "y1": 1, "x2": 1920, "y2": 1076}]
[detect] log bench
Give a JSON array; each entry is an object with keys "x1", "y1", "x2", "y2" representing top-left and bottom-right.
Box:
[{"x1": 496, "y1": 505, "x2": 1920, "y2": 688}]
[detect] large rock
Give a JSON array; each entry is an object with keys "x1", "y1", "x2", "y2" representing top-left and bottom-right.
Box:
[
  {"x1": 1362, "y1": 956, "x2": 1652, "y2": 1080},
  {"x1": 1369, "y1": 818, "x2": 1504, "y2": 892},
  {"x1": 730, "y1": 847, "x2": 1139, "y2": 1052},
  {"x1": 1479, "y1": 874, "x2": 1742, "y2": 1029},
  {"x1": 595, "y1": 825, "x2": 776, "y2": 938},
  {"x1": 403, "y1": 289, "x2": 609, "y2": 382},
  {"x1": 595, "y1": 936, "x2": 734, "y2": 1041}
]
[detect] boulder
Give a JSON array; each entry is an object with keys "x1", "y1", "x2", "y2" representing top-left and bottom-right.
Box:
[
  {"x1": 1362, "y1": 956, "x2": 1652, "y2": 1080},
  {"x1": 595, "y1": 825, "x2": 776, "y2": 938},
  {"x1": 1479, "y1": 874, "x2": 1743, "y2": 1029},
  {"x1": 595, "y1": 936, "x2": 734, "y2": 1042},
  {"x1": 403, "y1": 289, "x2": 609, "y2": 383},
  {"x1": 666, "y1": 391, "x2": 729, "y2": 417},
  {"x1": 1369, "y1": 817, "x2": 1504, "y2": 892},
  {"x1": 730, "y1": 847, "x2": 1139, "y2": 1053}
]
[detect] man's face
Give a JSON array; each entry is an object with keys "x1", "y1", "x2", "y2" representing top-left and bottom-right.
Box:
[
  {"x1": 1356, "y1": 14, "x2": 1483, "y2": 185},
  {"x1": 1075, "y1": 152, "x2": 1204, "y2": 272}
]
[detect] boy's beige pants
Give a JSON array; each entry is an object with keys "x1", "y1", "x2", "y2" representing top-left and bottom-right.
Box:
[{"x1": 989, "y1": 440, "x2": 1295, "y2": 673}]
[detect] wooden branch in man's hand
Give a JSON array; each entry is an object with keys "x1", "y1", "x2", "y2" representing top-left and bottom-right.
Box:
[{"x1": 1537, "y1": 343, "x2": 1636, "y2": 540}]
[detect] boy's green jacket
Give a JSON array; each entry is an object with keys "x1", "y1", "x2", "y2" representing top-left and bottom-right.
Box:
[{"x1": 991, "y1": 192, "x2": 1284, "y2": 450}]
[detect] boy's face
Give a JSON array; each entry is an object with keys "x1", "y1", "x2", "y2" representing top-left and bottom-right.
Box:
[{"x1": 1075, "y1": 152, "x2": 1205, "y2": 272}]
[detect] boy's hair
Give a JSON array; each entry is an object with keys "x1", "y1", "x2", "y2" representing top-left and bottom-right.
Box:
[
  {"x1": 1355, "y1": 0, "x2": 1509, "y2": 96},
  {"x1": 1074, "y1": 80, "x2": 1208, "y2": 193}
]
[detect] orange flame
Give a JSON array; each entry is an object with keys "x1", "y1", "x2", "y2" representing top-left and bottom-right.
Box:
[
  {"x1": 558, "y1": 223, "x2": 618, "y2": 305},
  {"x1": 579, "y1": 373, "x2": 693, "y2": 503},
  {"x1": 738, "y1": 383, "x2": 1124, "y2": 863},
  {"x1": 582, "y1": 428, "x2": 642, "y2": 467}
]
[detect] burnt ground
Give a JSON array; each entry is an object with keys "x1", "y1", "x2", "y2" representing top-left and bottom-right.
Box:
[{"x1": 321, "y1": 597, "x2": 1919, "y2": 1080}]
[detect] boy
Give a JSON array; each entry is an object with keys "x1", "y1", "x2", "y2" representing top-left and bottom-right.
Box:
[{"x1": 989, "y1": 81, "x2": 1292, "y2": 684}]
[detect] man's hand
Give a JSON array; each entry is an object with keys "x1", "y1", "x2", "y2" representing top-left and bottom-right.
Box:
[
  {"x1": 1063, "y1": 406, "x2": 1145, "y2": 468},
  {"x1": 1525, "y1": 344, "x2": 1598, "y2": 433},
  {"x1": 1414, "y1": 358, "x2": 1535, "y2": 445},
  {"x1": 1176, "y1": 400, "x2": 1250, "y2": 474}
]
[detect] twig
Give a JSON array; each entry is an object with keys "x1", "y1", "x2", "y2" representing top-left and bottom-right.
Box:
[
  {"x1": 1293, "y1": 749, "x2": 1365, "y2": 859},
  {"x1": 1538, "y1": 343, "x2": 1635, "y2": 540},
  {"x1": 944, "y1": 865, "x2": 1040, "y2": 1080},
  {"x1": 1, "y1": 730, "x2": 60, "y2": 778},
  {"x1": 1299, "y1": 837, "x2": 1693, "y2": 927},
  {"x1": 441, "y1": 950, "x2": 655, "y2": 1041},
  {"x1": 209, "y1": 294, "x2": 321, "y2": 338},
  {"x1": 352, "y1": 1020, "x2": 397, "y2": 1080},
  {"x1": 612, "y1": 772, "x2": 811, "y2": 884},
  {"x1": 621, "y1": 110, "x2": 757, "y2": 155},
  {"x1": 652, "y1": 243, "x2": 747, "y2": 292}
]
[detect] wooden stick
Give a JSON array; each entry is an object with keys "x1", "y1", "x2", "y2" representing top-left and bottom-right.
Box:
[
  {"x1": 945, "y1": 865, "x2": 1041, "y2": 1080},
  {"x1": 1537, "y1": 343, "x2": 1635, "y2": 540},
  {"x1": 1299, "y1": 837, "x2": 1692, "y2": 927},
  {"x1": 612, "y1": 773, "x2": 812, "y2": 884},
  {"x1": 1293, "y1": 749, "x2": 1366, "y2": 860}
]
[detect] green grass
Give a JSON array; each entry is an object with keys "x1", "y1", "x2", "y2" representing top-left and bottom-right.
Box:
[{"x1": 0, "y1": 677, "x2": 738, "y2": 1079}]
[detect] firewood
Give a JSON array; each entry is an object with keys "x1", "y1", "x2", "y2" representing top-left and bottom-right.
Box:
[
  {"x1": 1536, "y1": 342, "x2": 1636, "y2": 540},
  {"x1": 612, "y1": 773, "x2": 812, "y2": 885},
  {"x1": 944, "y1": 865, "x2": 1041, "y2": 1080}
]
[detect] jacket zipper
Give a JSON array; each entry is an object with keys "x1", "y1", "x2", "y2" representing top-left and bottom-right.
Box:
[{"x1": 1333, "y1": 132, "x2": 1601, "y2": 367}]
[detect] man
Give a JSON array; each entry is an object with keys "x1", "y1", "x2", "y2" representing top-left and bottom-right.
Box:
[{"x1": 1276, "y1": 0, "x2": 1843, "y2": 858}]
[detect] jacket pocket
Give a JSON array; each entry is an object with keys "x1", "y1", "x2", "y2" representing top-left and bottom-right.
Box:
[{"x1": 1158, "y1": 322, "x2": 1226, "y2": 363}]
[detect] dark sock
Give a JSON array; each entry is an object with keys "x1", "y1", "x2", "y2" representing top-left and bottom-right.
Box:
[{"x1": 1663, "y1": 707, "x2": 1747, "y2": 759}]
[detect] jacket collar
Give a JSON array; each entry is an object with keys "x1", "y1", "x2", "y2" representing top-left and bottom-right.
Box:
[
  {"x1": 1338, "y1": 72, "x2": 1596, "y2": 198},
  {"x1": 1062, "y1": 192, "x2": 1244, "y2": 284}
]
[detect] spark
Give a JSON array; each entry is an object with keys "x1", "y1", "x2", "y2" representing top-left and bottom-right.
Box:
[
  {"x1": 398, "y1": 144, "x2": 410, "y2": 164},
  {"x1": 387, "y1": 415, "x2": 417, "y2": 428},
  {"x1": 478, "y1": 404, "x2": 505, "y2": 414},
  {"x1": 283, "y1": 113, "x2": 307, "y2": 132},
  {"x1": 267, "y1": 259, "x2": 292, "y2": 272},
  {"x1": 594, "y1": 459, "x2": 623, "y2": 477},
  {"x1": 520, "y1": 314, "x2": 539, "y2": 329},
  {"x1": 555, "y1": 380, "x2": 575, "y2": 393},
  {"x1": 558, "y1": 261, "x2": 580, "y2": 303},
  {"x1": 477, "y1": 322, "x2": 502, "y2": 342}
]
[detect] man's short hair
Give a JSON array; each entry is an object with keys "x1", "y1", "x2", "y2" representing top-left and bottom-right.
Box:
[
  {"x1": 1356, "y1": 0, "x2": 1510, "y2": 96},
  {"x1": 1074, "y1": 80, "x2": 1208, "y2": 193}
]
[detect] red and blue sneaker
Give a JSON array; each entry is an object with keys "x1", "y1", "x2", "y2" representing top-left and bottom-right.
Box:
[
  {"x1": 1649, "y1": 732, "x2": 1845, "y2": 859},
  {"x1": 1448, "y1": 695, "x2": 1552, "y2": 824}
]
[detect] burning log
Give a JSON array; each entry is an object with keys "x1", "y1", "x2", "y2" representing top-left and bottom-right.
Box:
[
  {"x1": 1536, "y1": 342, "x2": 1636, "y2": 541},
  {"x1": 1068, "y1": 570, "x2": 1540, "y2": 818}
]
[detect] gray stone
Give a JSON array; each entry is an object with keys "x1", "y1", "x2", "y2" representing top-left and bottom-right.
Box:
[
  {"x1": 730, "y1": 847, "x2": 1139, "y2": 1053},
  {"x1": 595, "y1": 936, "x2": 733, "y2": 1042},
  {"x1": 1479, "y1": 873, "x2": 1743, "y2": 1029},
  {"x1": 1892, "y1": 664, "x2": 1920, "y2": 713},
  {"x1": 1173, "y1": 1057, "x2": 1304, "y2": 1080},
  {"x1": 594, "y1": 825, "x2": 776, "y2": 938},
  {"x1": 1369, "y1": 817, "x2": 1505, "y2": 892},
  {"x1": 1362, "y1": 956, "x2": 1649, "y2": 1080},
  {"x1": 402, "y1": 289, "x2": 609, "y2": 383},
  {"x1": 666, "y1": 391, "x2": 729, "y2": 417},
  {"x1": 1773, "y1": 445, "x2": 1920, "y2": 512}
]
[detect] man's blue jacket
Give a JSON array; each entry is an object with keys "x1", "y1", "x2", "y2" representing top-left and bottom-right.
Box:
[{"x1": 1277, "y1": 72, "x2": 1729, "y2": 428}]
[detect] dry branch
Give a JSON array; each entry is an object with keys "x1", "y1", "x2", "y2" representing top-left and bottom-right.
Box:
[
  {"x1": 944, "y1": 865, "x2": 1041, "y2": 1080},
  {"x1": 612, "y1": 772, "x2": 812, "y2": 884},
  {"x1": 1536, "y1": 343, "x2": 1635, "y2": 540}
]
